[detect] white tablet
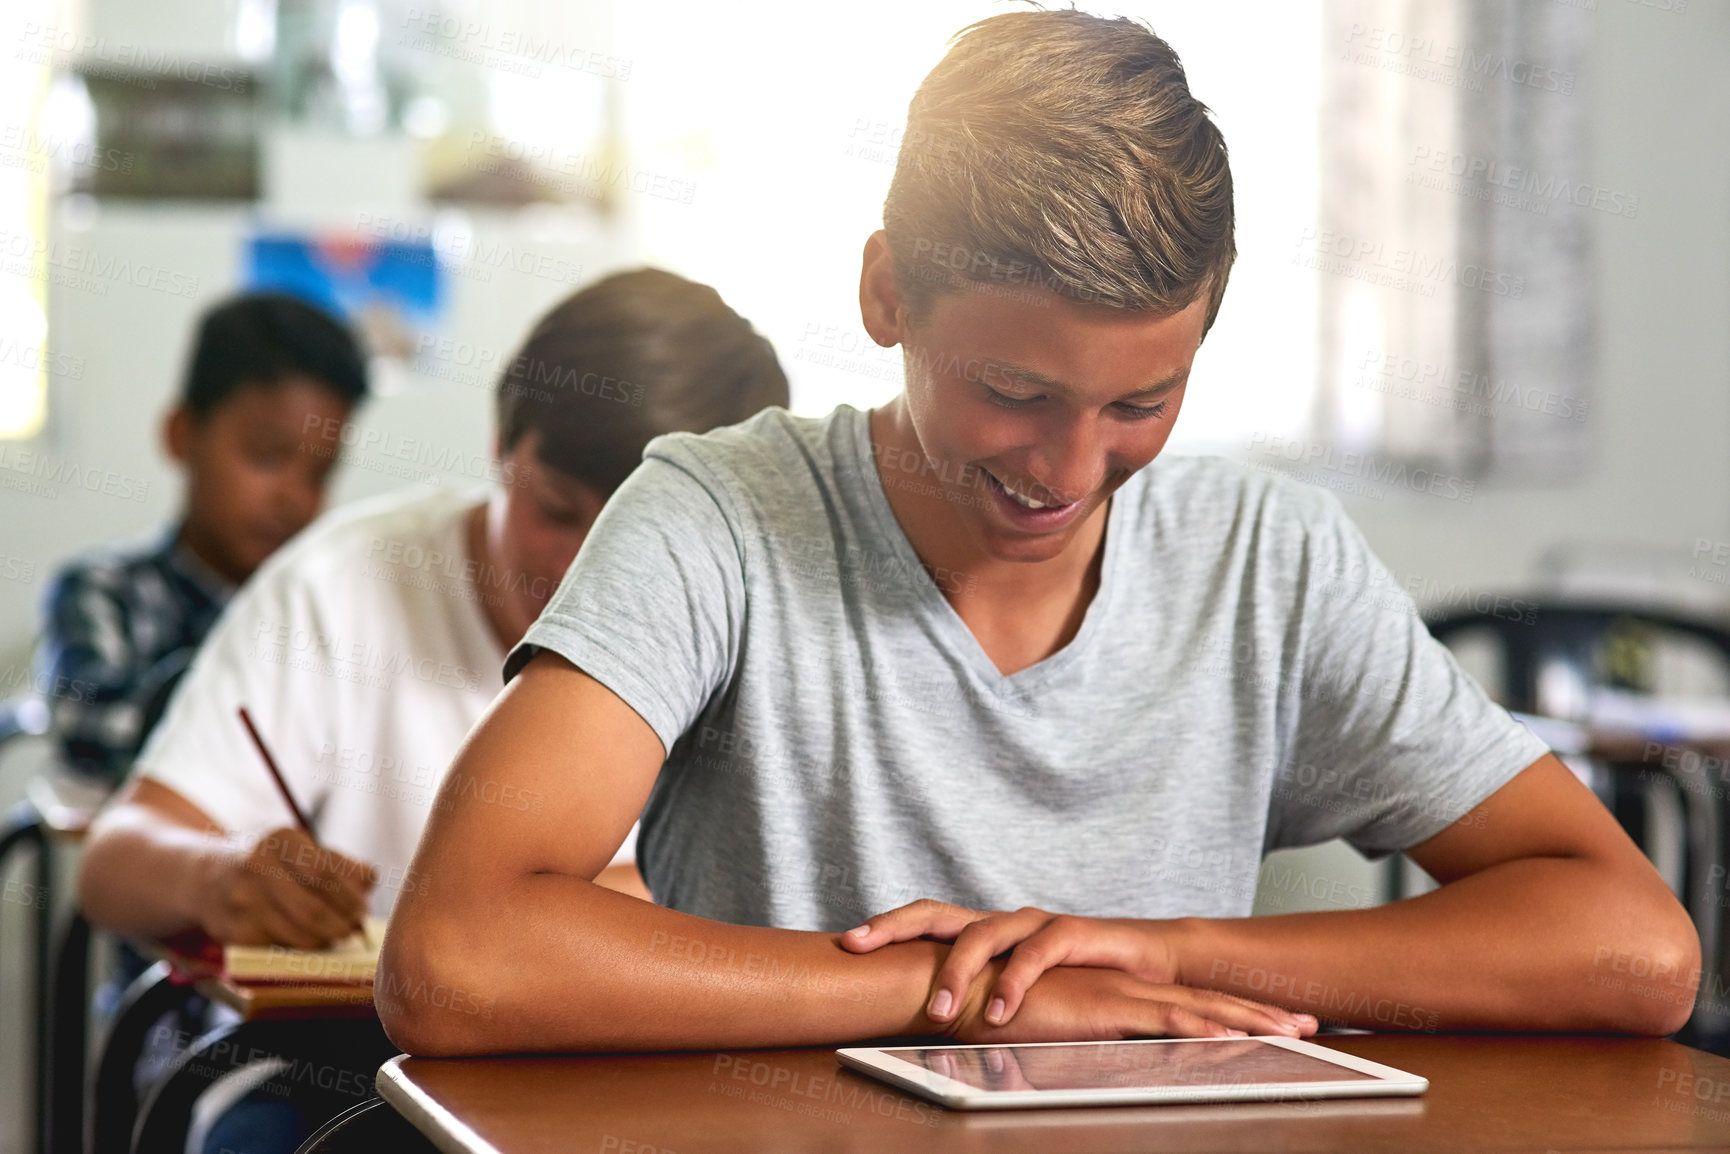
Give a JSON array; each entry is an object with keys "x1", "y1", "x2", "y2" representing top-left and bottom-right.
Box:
[{"x1": 835, "y1": 1036, "x2": 1428, "y2": 1110}]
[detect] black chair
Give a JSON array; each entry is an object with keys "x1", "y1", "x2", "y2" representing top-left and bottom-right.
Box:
[
  {"x1": 132, "y1": 1017, "x2": 401, "y2": 1154},
  {"x1": 89, "y1": 962, "x2": 200, "y2": 1154},
  {"x1": 0, "y1": 795, "x2": 53, "y2": 1152},
  {"x1": 1420, "y1": 600, "x2": 1730, "y2": 1048},
  {"x1": 65, "y1": 645, "x2": 200, "y2": 1153},
  {"x1": 0, "y1": 644, "x2": 202, "y2": 1154},
  {"x1": 0, "y1": 695, "x2": 55, "y2": 1154},
  {"x1": 1424, "y1": 602, "x2": 1730, "y2": 716},
  {"x1": 293, "y1": 1098, "x2": 441, "y2": 1154}
]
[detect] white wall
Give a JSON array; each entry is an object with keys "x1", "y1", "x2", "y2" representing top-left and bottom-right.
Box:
[
  {"x1": 1258, "y1": 0, "x2": 1730, "y2": 914},
  {"x1": 0, "y1": 198, "x2": 629, "y2": 688},
  {"x1": 1342, "y1": 0, "x2": 1730, "y2": 601}
]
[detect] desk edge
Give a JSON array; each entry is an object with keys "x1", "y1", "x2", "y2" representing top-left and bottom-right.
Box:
[{"x1": 377, "y1": 1054, "x2": 507, "y2": 1154}]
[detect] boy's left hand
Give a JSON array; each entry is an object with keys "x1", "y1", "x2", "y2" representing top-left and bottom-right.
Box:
[{"x1": 843, "y1": 900, "x2": 1289, "y2": 1030}]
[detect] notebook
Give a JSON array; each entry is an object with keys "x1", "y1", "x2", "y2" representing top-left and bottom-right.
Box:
[{"x1": 219, "y1": 918, "x2": 387, "y2": 984}]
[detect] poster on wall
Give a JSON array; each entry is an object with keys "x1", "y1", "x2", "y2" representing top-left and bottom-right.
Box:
[{"x1": 243, "y1": 232, "x2": 443, "y2": 360}]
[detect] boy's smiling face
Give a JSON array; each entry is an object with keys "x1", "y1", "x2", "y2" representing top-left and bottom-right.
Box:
[{"x1": 861, "y1": 232, "x2": 1210, "y2": 567}]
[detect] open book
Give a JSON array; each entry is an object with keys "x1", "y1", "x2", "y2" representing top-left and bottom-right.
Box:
[{"x1": 221, "y1": 918, "x2": 387, "y2": 983}]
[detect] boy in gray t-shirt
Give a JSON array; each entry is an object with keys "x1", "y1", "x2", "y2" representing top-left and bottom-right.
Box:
[
  {"x1": 509, "y1": 407, "x2": 1542, "y2": 934},
  {"x1": 383, "y1": 12, "x2": 1697, "y2": 1056}
]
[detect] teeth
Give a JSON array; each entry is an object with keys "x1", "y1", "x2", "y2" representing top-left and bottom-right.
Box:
[{"x1": 999, "y1": 479, "x2": 1048, "y2": 509}]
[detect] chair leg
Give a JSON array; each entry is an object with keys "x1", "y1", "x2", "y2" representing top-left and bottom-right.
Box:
[
  {"x1": 291, "y1": 1098, "x2": 442, "y2": 1154},
  {"x1": 1606, "y1": 760, "x2": 1727, "y2": 1048},
  {"x1": 0, "y1": 800, "x2": 50, "y2": 1154},
  {"x1": 1655, "y1": 762, "x2": 1728, "y2": 1049},
  {"x1": 46, "y1": 910, "x2": 91, "y2": 1154},
  {"x1": 90, "y1": 962, "x2": 199, "y2": 1154}
]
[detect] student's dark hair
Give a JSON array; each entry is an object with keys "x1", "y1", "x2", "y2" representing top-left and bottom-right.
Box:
[
  {"x1": 180, "y1": 292, "x2": 369, "y2": 417},
  {"x1": 495, "y1": 268, "x2": 790, "y2": 494},
  {"x1": 883, "y1": 9, "x2": 1235, "y2": 333}
]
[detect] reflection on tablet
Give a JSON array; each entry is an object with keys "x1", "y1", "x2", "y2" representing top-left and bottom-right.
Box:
[{"x1": 886, "y1": 1040, "x2": 1379, "y2": 1093}]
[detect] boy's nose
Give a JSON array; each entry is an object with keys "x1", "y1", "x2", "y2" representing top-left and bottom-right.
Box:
[{"x1": 1029, "y1": 432, "x2": 1106, "y2": 504}]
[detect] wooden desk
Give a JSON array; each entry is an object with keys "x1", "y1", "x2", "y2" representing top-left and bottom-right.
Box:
[{"x1": 376, "y1": 1034, "x2": 1730, "y2": 1153}]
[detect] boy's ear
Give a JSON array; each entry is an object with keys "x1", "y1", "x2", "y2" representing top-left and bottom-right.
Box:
[
  {"x1": 859, "y1": 230, "x2": 909, "y2": 349},
  {"x1": 162, "y1": 405, "x2": 195, "y2": 465}
]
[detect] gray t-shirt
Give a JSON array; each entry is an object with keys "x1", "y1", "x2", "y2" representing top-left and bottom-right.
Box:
[{"x1": 512, "y1": 405, "x2": 1545, "y2": 932}]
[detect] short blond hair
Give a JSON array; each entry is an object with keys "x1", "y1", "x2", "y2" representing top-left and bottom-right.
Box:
[{"x1": 883, "y1": 9, "x2": 1235, "y2": 332}]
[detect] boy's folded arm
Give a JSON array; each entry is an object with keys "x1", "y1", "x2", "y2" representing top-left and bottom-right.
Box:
[
  {"x1": 379, "y1": 653, "x2": 951, "y2": 1056},
  {"x1": 376, "y1": 654, "x2": 1283, "y2": 1056},
  {"x1": 1169, "y1": 753, "x2": 1700, "y2": 1037},
  {"x1": 845, "y1": 755, "x2": 1698, "y2": 1039}
]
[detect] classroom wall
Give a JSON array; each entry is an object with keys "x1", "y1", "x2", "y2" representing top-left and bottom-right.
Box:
[
  {"x1": 1341, "y1": 0, "x2": 1730, "y2": 600},
  {"x1": 1254, "y1": 0, "x2": 1730, "y2": 914},
  {"x1": 0, "y1": 202, "x2": 627, "y2": 686}
]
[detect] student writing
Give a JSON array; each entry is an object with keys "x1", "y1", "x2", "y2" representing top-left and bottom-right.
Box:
[{"x1": 77, "y1": 269, "x2": 789, "y2": 949}]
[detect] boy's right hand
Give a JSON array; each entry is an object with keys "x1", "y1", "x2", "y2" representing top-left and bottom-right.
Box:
[
  {"x1": 942, "y1": 961, "x2": 1318, "y2": 1045},
  {"x1": 194, "y1": 826, "x2": 375, "y2": 948}
]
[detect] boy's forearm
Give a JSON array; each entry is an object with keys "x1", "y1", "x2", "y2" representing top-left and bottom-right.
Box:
[
  {"x1": 1168, "y1": 856, "x2": 1699, "y2": 1035},
  {"x1": 382, "y1": 870, "x2": 950, "y2": 1055},
  {"x1": 79, "y1": 805, "x2": 226, "y2": 939}
]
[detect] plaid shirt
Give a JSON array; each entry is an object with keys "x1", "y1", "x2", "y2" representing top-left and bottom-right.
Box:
[{"x1": 33, "y1": 526, "x2": 234, "y2": 783}]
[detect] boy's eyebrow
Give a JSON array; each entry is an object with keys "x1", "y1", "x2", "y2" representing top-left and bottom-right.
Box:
[{"x1": 994, "y1": 362, "x2": 1190, "y2": 400}]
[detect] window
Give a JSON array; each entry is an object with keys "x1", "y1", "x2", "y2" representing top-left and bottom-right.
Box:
[
  {"x1": 0, "y1": 0, "x2": 62, "y2": 439},
  {"x1": 1315, "y1": 0, "x2": 1595, "y2": 484},
  {"x1": 611, "y1": 0, "x2": 1325, "y2": 450}
]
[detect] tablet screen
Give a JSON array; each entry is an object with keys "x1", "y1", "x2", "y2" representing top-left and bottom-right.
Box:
[{"x1": 882, "y1": 1039, "x2": 1378, "y2": 1093}]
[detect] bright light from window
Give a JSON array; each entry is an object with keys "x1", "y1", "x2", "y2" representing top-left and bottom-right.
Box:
[
  {"x1": 0, "y1": 284, "x2": 48, "y2": 438},
  {"x1": 0, "y1": 0, "x2": 56, "y2": 440},
  {"x1": 234, "y1": 0, "x2": 279, "y2": 64},
  {"x1": 613, "y1": 1, "x2": 1321, "y2": 448},
  {"x1": 333, "y1": 0, "x2": 388, "y2": 134}
]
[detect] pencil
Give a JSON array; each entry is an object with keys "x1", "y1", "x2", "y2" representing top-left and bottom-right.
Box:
[{"x1": 237, "y1": 706, "x2": 373, "y2": 950}]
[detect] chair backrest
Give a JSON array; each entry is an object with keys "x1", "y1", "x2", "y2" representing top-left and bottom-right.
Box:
[
  {"x1": 1426, "y1": 599, "x2": 1730, "y2": 1050},
  {"x1": 1425, "y1": 601, "x2": 1730, "y2": 717},
  {"x1": 293, "y1": 1098, "x2": 440, "y2": 1153}
]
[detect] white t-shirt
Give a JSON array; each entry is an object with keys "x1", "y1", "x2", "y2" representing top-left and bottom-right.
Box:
[{"x1": 138, "y1": 486, "x2": 636, "y2": 919}]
